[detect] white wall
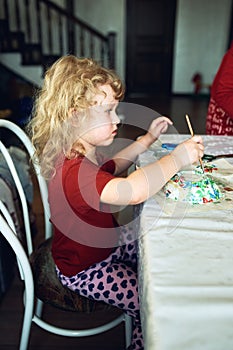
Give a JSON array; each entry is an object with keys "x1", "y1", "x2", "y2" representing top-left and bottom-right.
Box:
[
  {"x1": 74, "y1": 0, "x2": 126, "y2": 81},
  {"x1": 173, "y1": 0, "x2": 232, "y2": 94},
  {"x1": 75, "y1": 0, "x2": 232, "y2": 93}
]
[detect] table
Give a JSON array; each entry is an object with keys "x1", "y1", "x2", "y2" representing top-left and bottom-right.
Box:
[{"x1": 137, "y1": 135, "x2": 233, "y2": 350}]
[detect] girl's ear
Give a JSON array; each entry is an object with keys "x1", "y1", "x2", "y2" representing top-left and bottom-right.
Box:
[
  {"x1": 69, "y1": 107, "x2": 77, "y2": 116},
  {"x1": 69, "y1": 108, "x2": 79, "y2": 126}
]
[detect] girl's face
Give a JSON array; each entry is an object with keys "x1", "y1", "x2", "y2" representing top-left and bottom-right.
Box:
[{"x1": 79, "y1": 84, "x2": 120, "y2": 149}]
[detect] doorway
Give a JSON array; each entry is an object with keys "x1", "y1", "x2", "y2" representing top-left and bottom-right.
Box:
[{"x1": 126, "y1": 0, "x2": 177, "y2": 96}]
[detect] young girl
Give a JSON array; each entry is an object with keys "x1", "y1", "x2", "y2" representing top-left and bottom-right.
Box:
[{"x1": 28, "y1": 55, "x2": 204, "y2": 350}]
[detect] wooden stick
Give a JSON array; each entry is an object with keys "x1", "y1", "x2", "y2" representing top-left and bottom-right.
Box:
[
  {"x1": 185, "y1": 114, "x2": 205, "y2": 173},
  {"x1": 185, "y1": 114, "x2": 194, "y2": 136}
]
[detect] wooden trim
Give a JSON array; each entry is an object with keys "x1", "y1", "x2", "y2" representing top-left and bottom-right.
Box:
[{"x1": 227, "y1": 0, "x2": 233, "y2": 48}]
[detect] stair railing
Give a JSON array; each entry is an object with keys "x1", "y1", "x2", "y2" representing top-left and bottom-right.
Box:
[{"x1": 1, "y1": 0, "x2": 116, "y2": 69}]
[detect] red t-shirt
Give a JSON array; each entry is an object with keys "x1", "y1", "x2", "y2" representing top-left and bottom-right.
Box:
[{"x1": 49, "y1": 155, "x2": 119, "y2": 277}]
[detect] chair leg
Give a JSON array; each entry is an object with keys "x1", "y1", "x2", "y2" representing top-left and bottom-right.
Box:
[
  {"x1": 20, "y1": 318, "x2": 32, "y2": 350},
  {"x1": 19, "y1": 292, "x2": 34, "y2": 350},
  {"x1": 124, "y1": 314, "x2": 132, "y2": 349}
]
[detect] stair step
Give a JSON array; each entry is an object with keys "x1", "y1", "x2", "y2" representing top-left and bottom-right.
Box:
[
  {"x1": 0, "y1": 19, "x2": 10, "y2": 34},
  {"x1": 0, "y1": 52, "x2": 43, "y2": 86},
  {"x1": 21, "y1": 43, "x2": 42, "y2": 65},
  {"x1": 42, "y1": 55, "x2": 60, "y2": 70},
  {"x1": 0, "y1": 32, "x2": 25, "y2": 53}
]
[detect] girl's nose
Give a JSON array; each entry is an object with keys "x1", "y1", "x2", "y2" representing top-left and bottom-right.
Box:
[{"x1": 112, "y1": 111, "x2": 120, "y2": 125}]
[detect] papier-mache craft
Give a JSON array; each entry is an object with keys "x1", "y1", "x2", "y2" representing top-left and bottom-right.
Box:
[
  {"x1": 154, "y1": 159, "x2": 233, "y2": 214},
  {"x1": 164, "y1": 163, "x2": 223, "y2": 205}
]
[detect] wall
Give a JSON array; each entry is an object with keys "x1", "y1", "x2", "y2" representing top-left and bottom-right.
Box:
[
  {"x1": 75, "y1": 0, "x2": 232, "y2": 94},
  {"x1": 74, "y1": 0, "x2": 126, "y2": 81},
  {"x1": 173, "y1": 0, "x2": 232, "y2": 94}
]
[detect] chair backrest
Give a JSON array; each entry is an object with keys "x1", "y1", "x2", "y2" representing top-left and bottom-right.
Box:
[
  {"x1": 0, "y1": 200, "x2": 34, "y2": 284},
  {"x1": 0, "y1": 199, "x2": 22, "y2": 281},
  {"x1": 0, "y1": 120, "x2": 52, "y2": 255},
  {"x1": 0, "y1": 200, "x2": 34, "y2": 349}
]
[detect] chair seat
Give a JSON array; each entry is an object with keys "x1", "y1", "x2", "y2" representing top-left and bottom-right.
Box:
[{"x1": 30, "y1": 238, "x2": 121, "y2": 314}]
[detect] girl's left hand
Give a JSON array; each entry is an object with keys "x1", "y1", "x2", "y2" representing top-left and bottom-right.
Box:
[{"x1": 147, "y1": 116, "x2": 173, "y2": 141}]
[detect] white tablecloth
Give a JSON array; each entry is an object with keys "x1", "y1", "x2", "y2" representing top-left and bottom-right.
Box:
[{"x1": 137, "y1": 135, "x2": 233, "y2": 350}]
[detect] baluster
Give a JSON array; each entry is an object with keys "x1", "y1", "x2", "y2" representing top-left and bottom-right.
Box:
[
  {"x1": 14, "y1": 0, "x2": 21, "y2": 31},
  {"x1": 100, "y1": 41, "x2": 105, "y2": 67},
  {"x1": 47, "y1": 5, "x2": 52, "y2": 53},
  {"x1": 67, "y1": 20, "x2": 75, "y2": 54},
  {"x1": 36, "y1": 0, "x2": 42, "y2": 46},
  {"x1": 107, "y1": 31, "x2": 116, "y2": 69},
  {"x1": 73, "y1": 21, "x2": 76, "y2": 55},
  {"x1": 90, "y1": 33, "x2": 94, "y2": 58},
  {"x1": 1, "y1": 0, "x2": 9, "y2": 50},
  {"x1": 80, "y1": 27, "x2": 84, "y2": 56},
  {"x1": 3, "y1": 0, "x2": 9, "y2": 20},
  {"x1": 58, "y1": 14, "x2": 63, "y2": 56},
  {"x1": 24, "y1": 0, "x2": 31, "y2": 42}
]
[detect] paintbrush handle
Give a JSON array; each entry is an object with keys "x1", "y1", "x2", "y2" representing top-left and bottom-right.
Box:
[
  {"x1": 185, "y1": 114, "x2": 205, "y2": 173},
  {"x1": 185, "y1": 114, "x2": 194, "y2": 136},
  {"x1": 199, "y1": 157, "x2": 205, "y2": 173}
]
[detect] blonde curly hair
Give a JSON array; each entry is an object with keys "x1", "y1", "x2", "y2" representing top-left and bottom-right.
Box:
[{"x1": 27, "y1": 55, "x2": 125, "y2": 178}]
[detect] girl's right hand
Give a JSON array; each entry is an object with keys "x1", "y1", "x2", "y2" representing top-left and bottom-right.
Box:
[{"x1": 171, "y1": 135, "x2": 204, "y2": 170}]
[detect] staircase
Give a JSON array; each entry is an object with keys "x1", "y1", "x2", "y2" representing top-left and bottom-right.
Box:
[{"x1": 0, "y1": 0, "x2": 116, "y2": 86}]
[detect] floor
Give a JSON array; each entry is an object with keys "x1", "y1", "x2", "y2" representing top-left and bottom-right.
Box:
[
  {"x1": 0, "y1": 94, "x2": 209, "y2": 349},
  {"x1": 124, "y1": 94, "x2": 209, "y2": 135}
]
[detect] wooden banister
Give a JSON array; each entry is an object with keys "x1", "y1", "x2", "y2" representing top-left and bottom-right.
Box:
[{"x1": 1, "y1": 0, "x2": 116, "y2": 70}]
